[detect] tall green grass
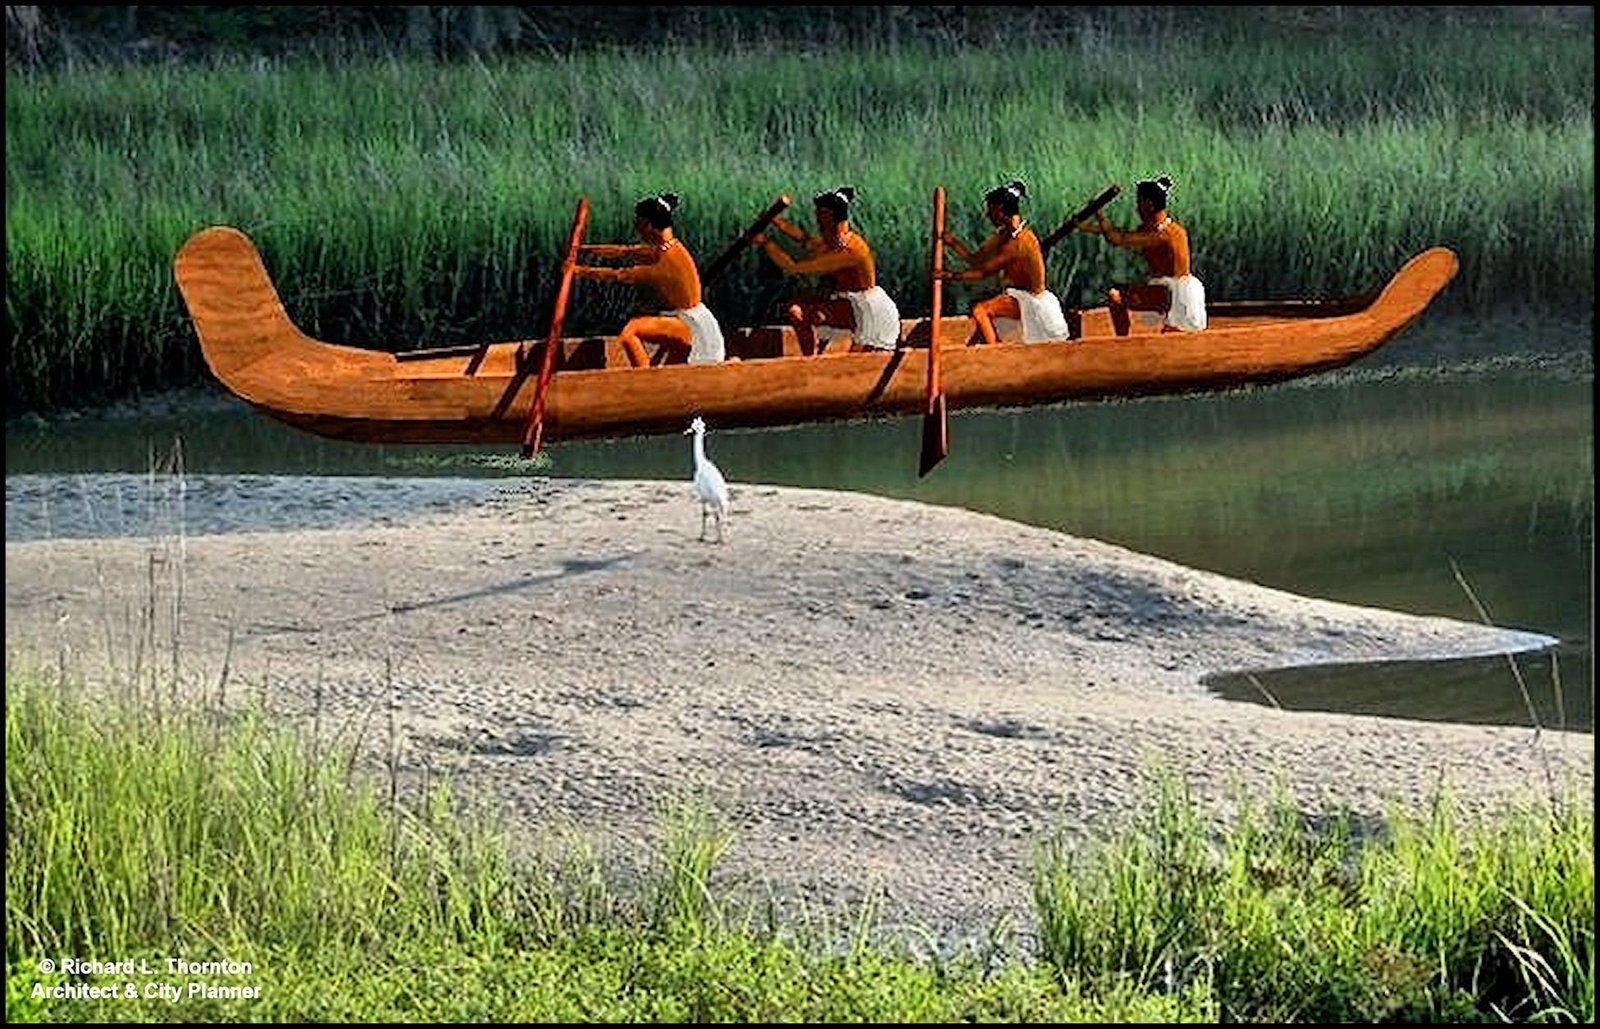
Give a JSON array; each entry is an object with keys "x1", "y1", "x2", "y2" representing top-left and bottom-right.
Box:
[
  {"x1": 4, "y1": 23, "x2": 1594, "y2": 414},
  {"x1": 7, "y1": 670, "x2": 1591, "y2": 1022},
  {"x1": 1033, "y1": 770, "x2": 1594, "y2": 1022},
  {"x1": 2, "y1": 672, "x2": 1207, "y2": 1022}
]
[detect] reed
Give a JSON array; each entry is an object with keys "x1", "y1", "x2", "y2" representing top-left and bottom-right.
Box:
[
  {"x1": 5, "y1": 22, "x2": 1592, "y2": 414},
  {"x1": 1031, "y1": 769, "x2": 1594, "y2": 1022},
  {"x1": 3, "y1": 670, "x2": 1204, "y2": 1022},
  {"x1": 7, "y1": 666, "x2": 1591, "y2": 1021}
]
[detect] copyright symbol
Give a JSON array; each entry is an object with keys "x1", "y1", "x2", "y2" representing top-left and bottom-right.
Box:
[{"x1": 39, "y1": 959, "x2": 55, "y2": 973}]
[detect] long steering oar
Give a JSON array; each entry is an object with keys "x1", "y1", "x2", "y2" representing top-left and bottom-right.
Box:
[
  {"x1": 1039, "y1": 182, "x2": 1122, "y2": 257},
  {"x1": 918, "y1": 185, "x2": 948, "y2": 478},
  {"x1": 520, "y1": 195, "x2": 590, "y2": 458},
  {"x1": 700, "y1": 193, "x2": 792, "y2": 286}
]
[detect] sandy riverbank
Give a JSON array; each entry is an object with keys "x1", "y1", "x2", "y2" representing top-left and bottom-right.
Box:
[{"x1": 5, "y1": 474, "x2": 1590, "y2": 949}]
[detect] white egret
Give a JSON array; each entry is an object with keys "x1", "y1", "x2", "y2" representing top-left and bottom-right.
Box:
[{"x1": 684, "y1": 416, "x2": 730, "y2": 542}]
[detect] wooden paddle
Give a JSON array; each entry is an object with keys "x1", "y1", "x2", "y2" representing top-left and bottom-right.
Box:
[
  {"x1": 918, "y1": 185, "x2": 948, "y2": 478},
  {"x1": 700, "y1": 193, "x2": 792, "y2": 286},
  {"x1": 520, "y1": 195, "x2": 590, "y2": 458},
  {"x1": 1039, "y1": 183, "x2": 1123, "y2": 256}
]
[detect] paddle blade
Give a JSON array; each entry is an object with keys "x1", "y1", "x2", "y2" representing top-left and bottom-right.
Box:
[{"x1": 919, "y1": 394, "x2": 948, "y2": 477}]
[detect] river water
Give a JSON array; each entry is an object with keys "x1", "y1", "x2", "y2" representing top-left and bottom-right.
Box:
[{"x1": 5, "y1": 313, "x2": 1592, "y2": 732}]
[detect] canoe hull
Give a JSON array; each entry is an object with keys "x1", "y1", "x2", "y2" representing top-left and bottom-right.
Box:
[{"x1": 173, "y1": 227, "x2": 1459, "y2": 446}]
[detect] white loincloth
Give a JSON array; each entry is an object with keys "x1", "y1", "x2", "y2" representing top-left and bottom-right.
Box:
[
  {"x1": 667, "y1": 303, "x2": 726, "y2": 363},
  {"x1": 1149, "y1": 275, "x2": 1208, "y2": 331},
  {"x1": 993, "y1": 287, "x2": 1073, "y2": 342},
  {"x1": 815, "y1": 286, "x2": 903, "y2": 350}
]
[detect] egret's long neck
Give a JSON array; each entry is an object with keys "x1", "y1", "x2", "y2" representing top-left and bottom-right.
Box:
[{"x1": 693, "y1": 431, "x2": 707, "y2": 464}]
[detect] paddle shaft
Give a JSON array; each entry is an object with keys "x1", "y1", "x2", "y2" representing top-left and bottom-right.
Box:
[
  {"x1": 919, "y1": 185, "x2": 948, "y2": 477},
  {"x1": 522, "y1": 195, "x2": 590, "y2": 457},
  {"x1": 928, "y1": 185, "x2": 945, "y2": 409},
  {"x1": 701, "y1": 194, "x2": 793, "y2": 285},
  {"x1": 1040, "y1": 183, "x2": 1123, "y2": 255}
]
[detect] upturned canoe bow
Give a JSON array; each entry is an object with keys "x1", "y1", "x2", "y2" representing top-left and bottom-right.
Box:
[{"x1": 173, "y1": 225, "x2": 1458, "y2": 446}]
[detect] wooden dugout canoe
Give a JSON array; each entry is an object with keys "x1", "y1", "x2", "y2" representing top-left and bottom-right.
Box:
[{"x1": 173, "y1": 225, "x2": 1458, "y2": 447}]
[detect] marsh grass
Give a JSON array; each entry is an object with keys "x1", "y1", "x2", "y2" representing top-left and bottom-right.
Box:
[
  {"x1": 5, "y1": 662, "x2": 1590, "y2": 1022},
  {"x1": 1032, "y1": 770, "x2": 1595, "y2": 1022},
  {"x1": 5, "y1": 16, "x2": 1593, "y2": 413},
  {"x1": 4, "y1": 670, "x2": 1218, "y2": 1023}
]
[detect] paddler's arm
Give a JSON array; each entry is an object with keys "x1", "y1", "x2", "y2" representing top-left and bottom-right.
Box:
[
  {"x1": 752, "y1": 234, "x2": 860, "y2": 277},
  {"x1": 768, "y1": 214, "x2": 810, "y2": 244},
  {"x1": 940, "y1": 235, "x2": 1012, "y2": 282},
  {"x1": 1086, "y1": 212, "x2": 1163, "y2": 250},
  {"x1": 577, "y1": 243, "x2": 652, "y2": 260},
  {"x1": 940, "y1": 229, "x2": 984, "y2": 265},
  {"x1": 768, "y1": 215, "x2": 827, "y2": 255},
  {"x1": 573, "y1": 263, "x2": 657, "y2": 285}
]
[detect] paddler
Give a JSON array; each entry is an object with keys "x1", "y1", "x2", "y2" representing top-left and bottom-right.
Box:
[
  {"x1": 1076, "y1": 174, "x2": 1207, "y2": 335},
  {"x1": 751, "y1": 186, "x2": 904, "y2": 356},
  {"x1": 573, "y1": 192, "x2": 727, "y2": 366},
  {"x1": 939, "y1": 178, "x2": 1072, "y2": 345}
]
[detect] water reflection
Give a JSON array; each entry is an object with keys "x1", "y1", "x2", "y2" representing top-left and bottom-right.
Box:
[{"x1": 1208, "y1": 648, "x2": 1591, "y2": 735}]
